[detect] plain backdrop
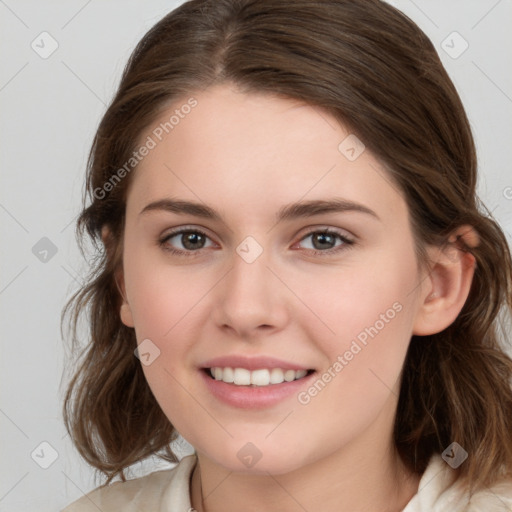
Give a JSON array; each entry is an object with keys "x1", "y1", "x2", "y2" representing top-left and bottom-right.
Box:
[{"x1": 1, "y1": 1, "x2": 511, "y2": 510}]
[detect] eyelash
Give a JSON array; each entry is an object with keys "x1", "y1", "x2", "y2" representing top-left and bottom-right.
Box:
[{"x1": 158, "y1": 227, "x2": 355, "y2": 257}]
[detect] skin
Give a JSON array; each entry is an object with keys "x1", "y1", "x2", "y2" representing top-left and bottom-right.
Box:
[{"x1": 115, "y1": 83, "x2": 476, "y2": 512}]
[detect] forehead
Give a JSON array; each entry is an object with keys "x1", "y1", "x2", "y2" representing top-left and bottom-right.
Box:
[{"x1": 126, "y1": 84, "x2": 407, "y2": 226}]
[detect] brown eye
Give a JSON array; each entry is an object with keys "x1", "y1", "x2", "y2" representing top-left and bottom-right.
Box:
[
  {"x1": 311, "y1": 232, "x2": 337, "y2": 250},
  {"x1": 180, "y1": 232, "x2": 207, "y2": 250},
  {"x1": 160, "y1": 228, "x2": 214, "y2": 254},
  {"x1": 297, "y1": 229, "x2": 355, "y2": 255}
]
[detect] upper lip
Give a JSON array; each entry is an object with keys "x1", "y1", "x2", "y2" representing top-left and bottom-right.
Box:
[{"x1": 201, "y1": 355, "x2": 312, "y2": 372}]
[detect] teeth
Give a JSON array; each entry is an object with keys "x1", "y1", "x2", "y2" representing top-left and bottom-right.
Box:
[
  {"x1": 270, "y1": 368, "x2": 284, "y2": 384},
  {"x1": 234, "y1": 368, "x2": 251, "y2": 385},
  {"x1": 222, "y1": 367, "x2": 234, "y2": 383},
  {"x1": 209, "y1": 367, "x2": 309, "y2": 386},
  {"x1": 251, "y1": 369, "x2": 270, "y2": 386}
]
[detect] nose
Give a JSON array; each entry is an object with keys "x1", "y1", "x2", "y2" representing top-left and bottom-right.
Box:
[{"x1": 211, "y1": 244, "x2": 290, "y2": 339}]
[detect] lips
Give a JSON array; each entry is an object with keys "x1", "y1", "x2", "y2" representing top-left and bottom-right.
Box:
[{"x1": 201, "y1": 355, "x2": 312, "y2": 372}]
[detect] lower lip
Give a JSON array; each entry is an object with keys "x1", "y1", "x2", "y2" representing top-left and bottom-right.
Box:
[{"x1": 200, "y1": 370, "x2": 316, "y2": 409}]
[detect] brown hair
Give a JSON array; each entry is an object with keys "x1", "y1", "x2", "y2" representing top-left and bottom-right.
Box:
[{"x1": 62, "y1": 0, "x2": 512, "y2": 494}]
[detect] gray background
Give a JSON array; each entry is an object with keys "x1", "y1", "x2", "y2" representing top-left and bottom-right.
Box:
[{"x1": 1, "y1": 1, "x2": 511, "y2": 510}]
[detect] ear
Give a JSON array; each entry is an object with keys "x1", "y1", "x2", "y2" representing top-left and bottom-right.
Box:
[
  {"x1": 413, "y1": 225, "x2": 479, "y2": 336},
  {"x1": 101, "y1": 226, "x2": 134, "y2": 328}
]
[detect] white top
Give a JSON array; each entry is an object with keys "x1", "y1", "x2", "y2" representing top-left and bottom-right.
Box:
[{"x1": 62, "y1": 453, "x2": 512, "y2": 511}]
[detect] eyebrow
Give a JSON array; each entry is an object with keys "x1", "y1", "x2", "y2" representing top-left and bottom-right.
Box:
[{"x1": 139, "y1": 198, "x2": 380, "y2": 223}]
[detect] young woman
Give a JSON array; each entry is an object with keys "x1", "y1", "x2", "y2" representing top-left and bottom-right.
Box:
[{"x1": 62, "y1": 1, "x2": 512, "y2": 510}]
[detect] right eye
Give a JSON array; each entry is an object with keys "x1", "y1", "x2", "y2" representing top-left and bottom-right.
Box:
[{"x1": 159, "y1": 228, "x2": 216, "y2": 255}]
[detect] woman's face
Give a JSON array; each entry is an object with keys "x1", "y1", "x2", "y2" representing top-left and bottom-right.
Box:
[{"x1": 119, "y1": 83, "x2": 430, "y2": 474}]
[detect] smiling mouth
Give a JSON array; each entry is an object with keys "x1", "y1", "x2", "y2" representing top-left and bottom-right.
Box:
[{"x1": 204, "y1": 367, "x2": 315, "y2": 387}]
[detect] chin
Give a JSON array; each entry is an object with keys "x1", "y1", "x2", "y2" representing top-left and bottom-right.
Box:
[{"x1": 197, "y1": 439, "x2": 314, "y2": 476}]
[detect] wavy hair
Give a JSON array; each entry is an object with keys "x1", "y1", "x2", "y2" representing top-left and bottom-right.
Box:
[{"x1": 62, "y1": 0, "x2": 512, "y2": 494}]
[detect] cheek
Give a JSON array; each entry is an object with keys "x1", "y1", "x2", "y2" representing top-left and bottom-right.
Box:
[
  {"x1": 298, "y1": 250, "x2": 419, "y2": 398},
  {"x1": 289, "y1": 302, "x2": 416, "y2": 467},
  {"x1": 123, "y1": 253, "x2": 214, "y2": 407},
  {"x1": 123, "y1": 248, "x2": 213, "y2": 341},
  {"x1": 305, "y1": 259, "x2": 417, "y2": 351}
]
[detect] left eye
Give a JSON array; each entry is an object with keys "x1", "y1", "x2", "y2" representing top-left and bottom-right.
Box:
[{"x1": 296, "y1": 230, "x2": 353, "y2": 253}]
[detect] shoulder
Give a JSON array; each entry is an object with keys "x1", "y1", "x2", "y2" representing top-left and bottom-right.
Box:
[
  {"x1": 61, "y1": 455, "x2": 197, "y2": 512},
  {"x1": 464, "y1": 478, "x2": 512, "y2": 511},
  {"x1": 403, "y1": 454, "x2": 512, "y2": 512}
]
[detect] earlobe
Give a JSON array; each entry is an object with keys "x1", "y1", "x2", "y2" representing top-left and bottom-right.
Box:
[
  {"x1": 120, "y1": 302, "x2": 135, "y2": 328},
  {"x1": 103, "y1": 225, "x2": 134, "y2": 328},
  {"x1": 413, "y1": 225, "x2": 479, "y2": 336},
  {"x1": 115, "y1": 269, "x2": 135, "y2": 328}
]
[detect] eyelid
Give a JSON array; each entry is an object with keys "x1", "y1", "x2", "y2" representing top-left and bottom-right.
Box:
[
  {"x1": 295, "y1": 224, "x2": 355, "y2": 242},
  {"x1": 160, "y1": 224, "x2": 216, "y2": 240}
]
